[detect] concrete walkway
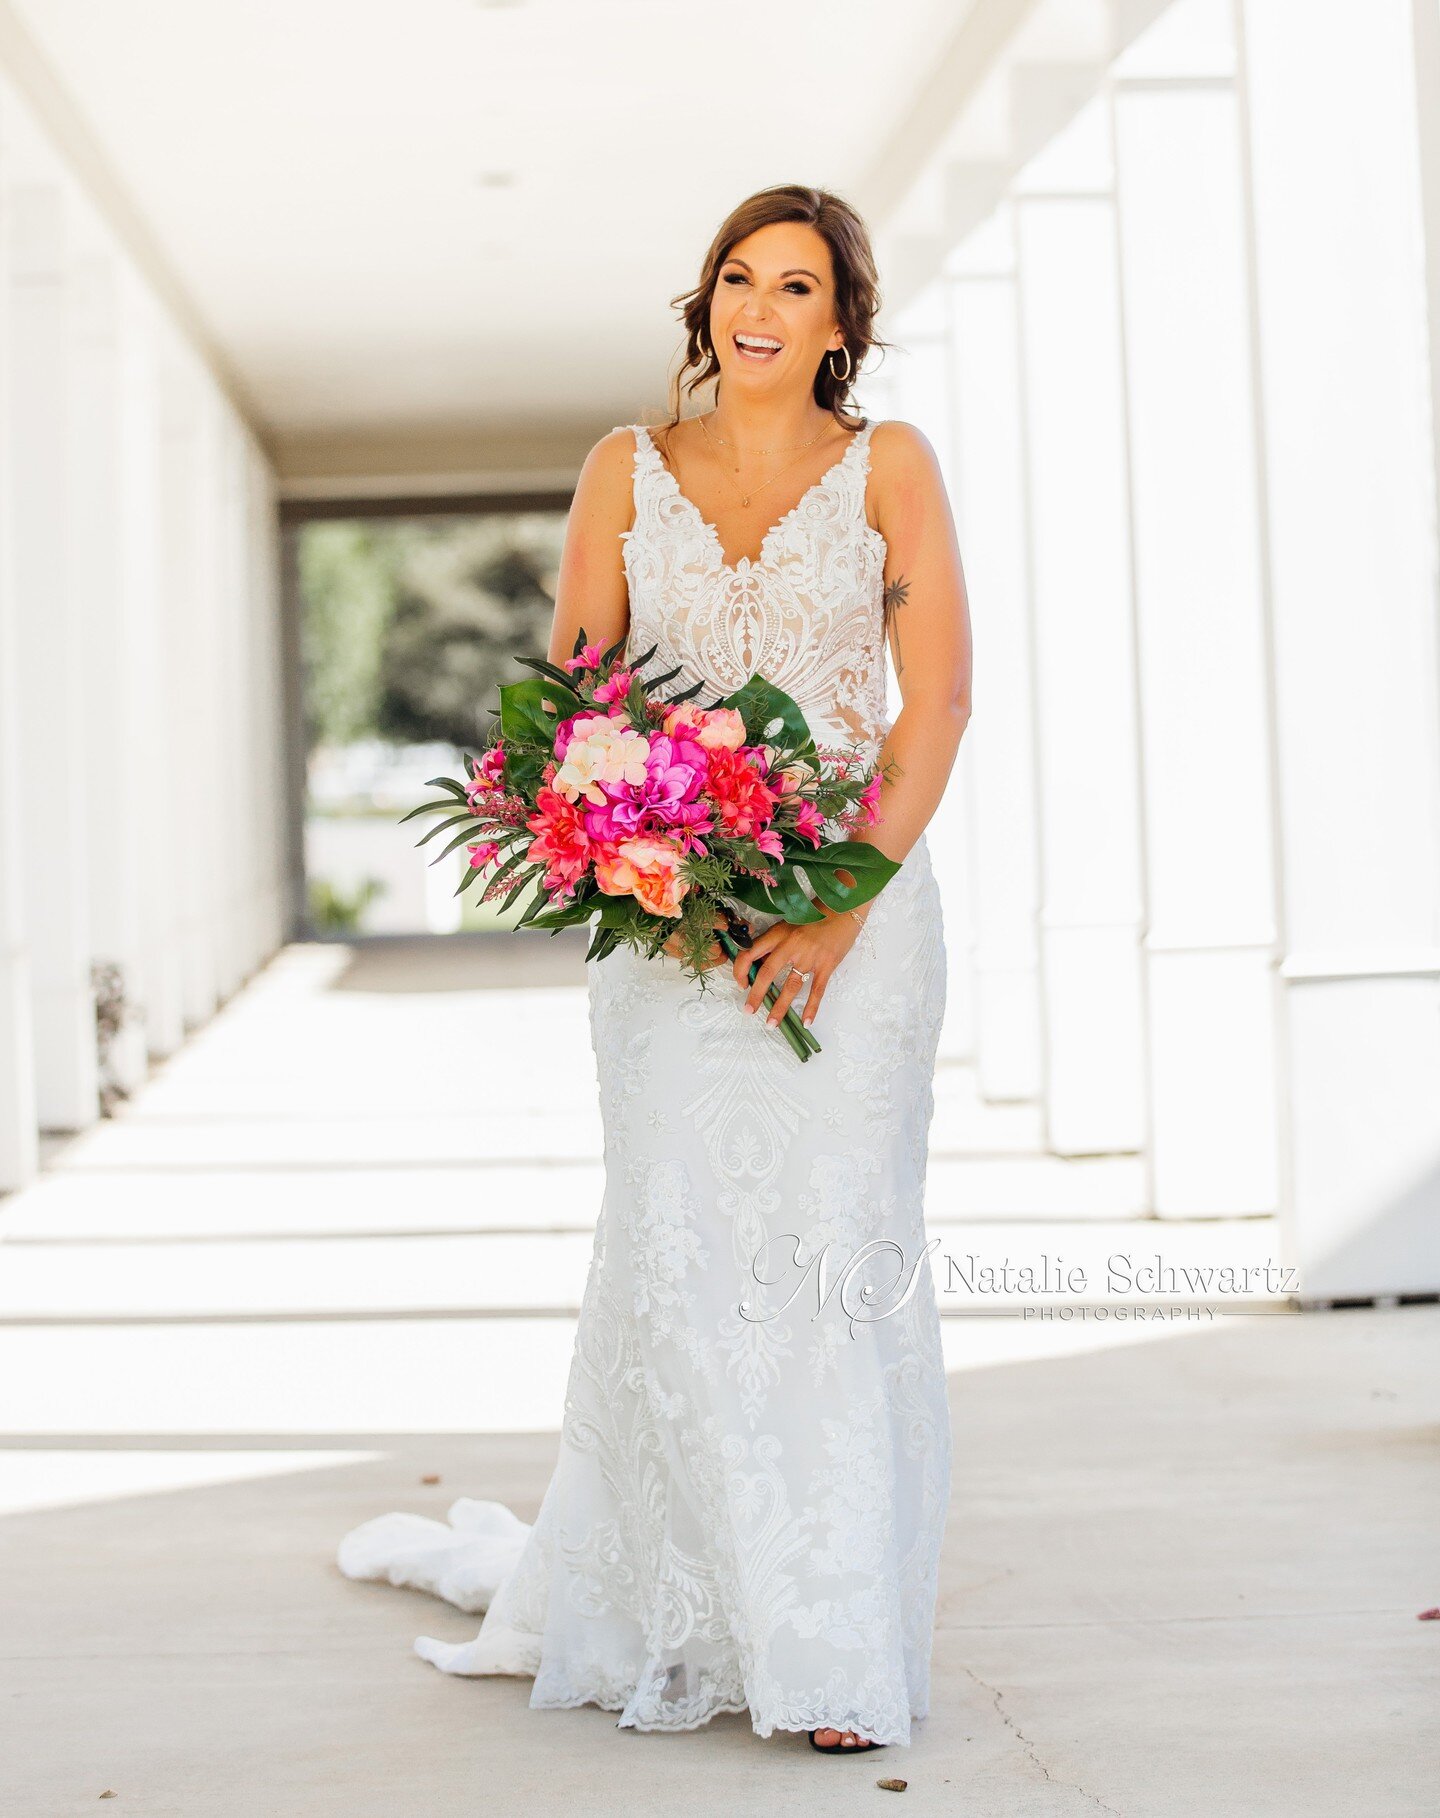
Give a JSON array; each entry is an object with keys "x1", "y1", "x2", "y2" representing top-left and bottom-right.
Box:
[{"x1": 0, "y1": 937, "x2": 1434, "y2": 1816}]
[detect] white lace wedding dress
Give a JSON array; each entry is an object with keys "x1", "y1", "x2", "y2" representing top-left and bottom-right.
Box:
[{"x1": 338, "y1": 419, "x2": 951, "y2": 1746}]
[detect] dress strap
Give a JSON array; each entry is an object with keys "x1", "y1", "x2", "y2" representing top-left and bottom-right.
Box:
[{"x1": 616, "y1": 423, "x2": 672, "y2": 545}]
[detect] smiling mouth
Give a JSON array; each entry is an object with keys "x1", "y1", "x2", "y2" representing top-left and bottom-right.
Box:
[{"x1": 733, "y1": 333, "x2": 784, "y2": 363}]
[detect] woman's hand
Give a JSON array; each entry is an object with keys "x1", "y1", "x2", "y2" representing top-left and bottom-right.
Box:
[
  {"x1": 663, "y1": 912, "x2": 727, "y2": 971},
  {"x1": 731, "y1": 898, "x2": 871, "y2": 1029}
]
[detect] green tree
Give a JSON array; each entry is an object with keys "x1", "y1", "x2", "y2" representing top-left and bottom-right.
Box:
[
  {"x1": 375, "y1": 515, "x2": 562, "y2": 749},
  {"x1": 298, "y1": 521, "x2": 404, "y2": 746}
]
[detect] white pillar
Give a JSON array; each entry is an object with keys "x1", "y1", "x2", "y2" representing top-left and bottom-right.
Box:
[
  {"x1": 72, "y1": 252, "x2": 151, "y2": 1096},
  {"x1": 135, "y1": 331, "x2": 189, "y2": 1058},
  {"x1": 889, "y1": 283, "x2": 976, "y2": 1066},
  {"x1": 194, "y1": 392, "x2": 241, "y2": 1006},
  {"x1": 7, "y1": 182, "x2": 98, "y2": 1131},
  {"x1": 1013, "y1": 97, "x2": 1148, "y2": 1157},
  {"x1": 158, "y1": 349, "x2": 218, "y2": 1034},
  {"x1": 1238, "y1": 0, "x2": 1440, "y2": 1296},
  {"x1": 0, "y1": 121, "x2": 38, "y2": 1186},
  {"x1": 113, "y1": 284, "x2": 171, "y2": 1065},
  {"x1": 945, "y1": 208, "x2": 1044, "y2": 1104},
  {"x1": 1111, "y1": 26, "x2": 1281, "y2": 1215},
  {"x1": 245, "y1": 442, "x2": 288, "y2": 963}
]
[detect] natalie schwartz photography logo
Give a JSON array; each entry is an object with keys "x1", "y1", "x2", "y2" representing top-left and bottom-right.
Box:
[
  {"x1": 943, "y1": 1250, "x2": 1300, "y2": 1322},
  {"x1": 737, "y1": 1235, "x2": 943, "y2": 1337},
  {"x1": 736, "y1": 1236, "x2": 1300, "y2": 1334}
]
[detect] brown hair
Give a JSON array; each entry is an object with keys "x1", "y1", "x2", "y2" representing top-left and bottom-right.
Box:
[{"x1": 663, "y1": 184, "x2": 886, "y2": 434}]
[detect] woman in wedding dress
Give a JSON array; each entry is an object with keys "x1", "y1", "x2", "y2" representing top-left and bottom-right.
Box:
[{"x1": 339, "y1": 184, "x2": 972, "y2": 1755}]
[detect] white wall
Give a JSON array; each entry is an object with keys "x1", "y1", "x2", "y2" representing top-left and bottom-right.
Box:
[
  {"x1": 886, "y1": 0, "x2": 1440, "y2": 1296},
  {"x1": 0, "y1": 68, "x2": 285, "y2": 1189}
]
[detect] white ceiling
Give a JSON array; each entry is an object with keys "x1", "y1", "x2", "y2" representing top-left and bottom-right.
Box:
[{"x1": 13, "y1": 0, "x2": 977, "y2": 481}]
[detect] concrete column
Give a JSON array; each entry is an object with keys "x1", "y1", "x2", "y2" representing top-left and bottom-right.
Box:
[
  {"x1": 112, "y1": 284, "x2": 170, "y2": 1066},
  {"x1": 215, "y1": 418, "x2": 250, "y2": 994},
  {"x1": 197, "y1": 397, "x2": 243, "y2": 1005},
  {"x1": 72, "y1": 252, "x2": 150, "y2": 1096},
  {"x1": 945, "y1": 207, "x2": 1044, "y2": 1103},
  {"x1": 0, "y1": 121, "x2": 38, "y2": 1187},
  {"x1": 889, "y1": 282, "x2": 976, "y2": 1066},
  {"x1": 1111, "y1": 24, "x2": 1281, "y2": 1214},
  {"x1": 244, "y1": 442, "x2": 288, "y2": 965},
  {"x1": 1013, "y1": 96, "x2": 1147, "y2": 1156},
  {"x1": 1237, "y1": 0, "x2": 1440, "y2": 1296},
  {"x1": 158, "y1": 350, "x2": 218, "y2": 1033},
  {"x1": 136, "y1": 330, "x2": 188, "y2": 1059},
  {"x1": 6, "y1": 182, "x2": 98, "y2": 1131}
]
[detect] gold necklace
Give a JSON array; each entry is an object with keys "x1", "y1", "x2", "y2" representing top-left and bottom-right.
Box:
[
  {"x1": 702, "y1": 413, "x2": 829, "y2": 457},
  {"x1": 698, "y1": 413, "x2": 830, "y2": 510}
]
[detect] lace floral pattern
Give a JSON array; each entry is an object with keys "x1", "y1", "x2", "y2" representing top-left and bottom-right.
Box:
[
  {"x1": 622, "y1": 422, "x2": 892, "y2": 766},
  {"x1": 338, "y1": 418, "x2": 951, "y2": 1746}
]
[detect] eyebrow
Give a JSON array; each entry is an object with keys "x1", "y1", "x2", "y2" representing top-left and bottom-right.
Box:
[{"x1": 722, "y1": 258, "x2": 824, "y2": 284}]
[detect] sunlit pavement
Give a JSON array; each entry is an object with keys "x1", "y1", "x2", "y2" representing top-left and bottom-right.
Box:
[{"x1": 0, "y1": 938, "x2": 1433, "y2": 1817}]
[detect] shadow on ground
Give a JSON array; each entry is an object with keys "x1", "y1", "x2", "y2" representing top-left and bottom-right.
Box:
[
  {"x1": 323, "y1": 931, "x2": 590, "y2": 995},
  {"x1": 1, "y1": 1305, "x2": 1434, "y2": 1817}
]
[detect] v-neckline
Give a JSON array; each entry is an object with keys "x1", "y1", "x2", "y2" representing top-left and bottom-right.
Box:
[{"x1": 643, "y1": 422, "x2": 871, "y2": 573}]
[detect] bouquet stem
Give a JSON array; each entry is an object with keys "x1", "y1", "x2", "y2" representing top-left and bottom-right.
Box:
[{"x1": 716, "y1": 919, "x2": 822, "y2": 1064}]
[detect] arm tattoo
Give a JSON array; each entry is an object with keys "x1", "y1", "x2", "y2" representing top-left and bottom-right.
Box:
[{"x1": 883, "y1": 575, "x2": 910, "y2": 675}]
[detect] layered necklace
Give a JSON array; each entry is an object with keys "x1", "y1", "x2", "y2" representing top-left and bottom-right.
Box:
[{"x1": 698, "y1": 412, "x2": 832, "y2": 510}]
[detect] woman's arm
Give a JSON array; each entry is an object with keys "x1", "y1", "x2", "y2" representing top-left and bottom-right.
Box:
[
  {"x1": 545, "y1": 428, "x2": 636, "y2": 667},
  {"x1": 851, "y1": 418, "x2": 973, "y2": 867},
  {"x1": 734, "y1": 419, "x2": 972, "y2": 1027}
]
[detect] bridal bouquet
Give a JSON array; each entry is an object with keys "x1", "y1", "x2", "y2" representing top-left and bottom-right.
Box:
[{"x1": 402, "y1": 632, "x2": 898, "y2": 1061}]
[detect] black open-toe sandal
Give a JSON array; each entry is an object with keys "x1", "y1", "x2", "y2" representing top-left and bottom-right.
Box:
[{"x1": 809, "y1": 1729, "x2": 884, "y2": 1755}]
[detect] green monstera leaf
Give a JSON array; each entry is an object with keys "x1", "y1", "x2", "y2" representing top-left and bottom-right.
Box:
[
  {"x1": 497, "y1": 675, "x2": 581, "y2": 748},
  {"x1": 725, "y1": 839, "x2": 900, "y2": 925},
  {"x1": 715, "y1": 674, "x2": 816, "y2": 759}
]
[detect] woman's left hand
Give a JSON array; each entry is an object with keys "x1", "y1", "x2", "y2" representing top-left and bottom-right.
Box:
[{"x1": 731, "y1": 901, "x2": 869, "y2": 1030}]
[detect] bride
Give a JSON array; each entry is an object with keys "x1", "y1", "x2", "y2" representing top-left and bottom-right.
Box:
[{"x1": 339, "y1": 183, "x2": 972, "y2": 1755}]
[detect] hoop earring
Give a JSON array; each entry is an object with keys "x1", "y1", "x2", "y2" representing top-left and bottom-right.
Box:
[
  {"x1": 698, "y1": 334, "x2": 714, "y2": 364},
  {"x1": 828, "y1": 344, "x2": 853, "y2": 384}
]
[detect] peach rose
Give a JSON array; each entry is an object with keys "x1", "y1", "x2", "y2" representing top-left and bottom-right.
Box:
[{"x1": 593, "y1": 835, "x2": 689, "y2": 918}]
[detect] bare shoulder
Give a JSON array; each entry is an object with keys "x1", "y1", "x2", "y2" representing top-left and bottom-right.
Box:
[
  {"x1": 867, "y1": 418, "x2": 942, "y2": 481},
  {"x1": 572, "y1": 426, "x2": 641, "y2": 520},
  {"x1": 583, "y1": 425, "x2": 644, "y2": 481}
]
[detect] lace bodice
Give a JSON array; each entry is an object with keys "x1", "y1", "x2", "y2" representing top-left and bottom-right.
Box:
[{"x1": 619, "y1": 421, "x2": 890, "y2": 763}]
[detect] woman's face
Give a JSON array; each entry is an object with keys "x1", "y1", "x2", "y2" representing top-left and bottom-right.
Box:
[{"x1": 706, "y1": 221, "x2": 845, "y2": 402}]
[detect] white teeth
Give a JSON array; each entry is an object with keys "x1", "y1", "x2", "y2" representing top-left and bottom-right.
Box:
[{"x1": 736, "y1": 334, "x2": 783, "y2": 352}]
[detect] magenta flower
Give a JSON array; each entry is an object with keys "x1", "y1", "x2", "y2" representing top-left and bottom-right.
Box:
[
  {"x1": 563, "y1": 641, "x2": 607, "y2": 674},
  {"x1": 858, "y1": 775, "x2": 883, "y2": 826},
  {"x1": 593, "y1": 667, "x2": 634, "y2": 705},
  {"x1": 465, "y1": 839, "x2": 500, "y2": 870},
  {"x1": 583, "y1": 733, "x2": 705, "y2": 842},
  {"x1": 792, "y1": 800, "x2": 824, "y2": 847},
  {"x1": 465, "y1": 745, "x2": 506, "y2": 805}
]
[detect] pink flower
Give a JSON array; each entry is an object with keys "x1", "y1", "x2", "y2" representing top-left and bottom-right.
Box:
[
  {"x1": 593, "y1": 667, "x2": 633, "y2": 704},
  {"x1": 563, "y1": 641, "x2": 607, "y2": 674},
  {"x1": 524, "y1": 786, "x2": 593, "y2": 898},
  {"x1": 792, "y1": 800, "x2": 824, "y2": 847},
  {"x1": 775, "y1": 758, "x2": 813, "y2": 796},
  {"x1": 584, "y1": 733, "x2": 707, "y2": 842},
  {"x1": 663, "y1": 704, "x2": 747, "y2": 751},
  {"x1": 705, "y1": 745, "x2": 778, "y2": 839},
  {"x1": 552, "y1": 709, "x2": 608, "y2": 761},
  {"x1": 858, "y1": 775, "x2": 883, "y2": 827},
  {"x1": 465, "y1": 745, "x2": 506, "y2": 805},
  {"x1": 465, "y1": 840, "x2": 500, "y2": 870},
  {"x1": 553, "y1": 716, "x2": 650, "y2": 802},
  {"x1": 755, "y1": 827, "x2": 784, "y2": 860},
  {"x1": 594, "y1": 835, "x2": 689, "y2": 918}
]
